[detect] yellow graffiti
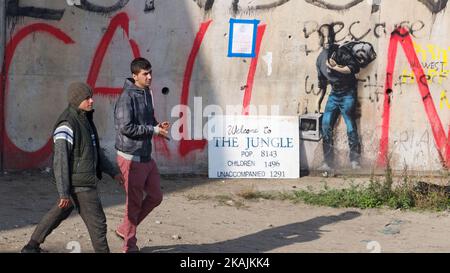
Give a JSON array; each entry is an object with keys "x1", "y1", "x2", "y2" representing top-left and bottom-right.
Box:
[
  {"x1": 440, "y1": 90, "x2": 450, "y2": 110},
  {"x1": 400, "y1": 43, "x2": 449, "y2": 85},
  {"x1": 414, "y1": 42, "x2": 448, "y2": 63},
  {"x1": 400, "y1": 69, "x2": 449, "y2": 84}
]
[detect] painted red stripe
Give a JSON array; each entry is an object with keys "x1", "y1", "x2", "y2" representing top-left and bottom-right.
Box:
[
  {"x1": 0, "y1": 24, "x2": 75, "y2": 169},
  {"x1": 129, "y1": 39, "x2": 141, "y2": 58},
  {"x1": 402, "y1": 34, "x2": 447, "y2": 152},
  {"x1": 86, "y1": 12, "x2": 141, "y2": 96},
  {"x1": 242, "y1": 25, "x2": 267, "y2": 115},
  {"x1": 377, "y1": 27, "x2": 450, "y2": 168},
  {"x1": 87, "y1": 12, "x2": 131, "y2": 89},
  {"x1": 178, "y1": 20, "x2": 212, "y2": 157},
  {"x1": 86, "y1": 13, "x2": 169, "y2": 158},
  {"x1": 377, "y1": 32, "x2": 400, "y2": 167},
  {"x1": 180, "y1": 20, "x2": 212, "y2": 106},
  {"x1": 447, "y1": 125, "x2": 450, "y2": 165}
]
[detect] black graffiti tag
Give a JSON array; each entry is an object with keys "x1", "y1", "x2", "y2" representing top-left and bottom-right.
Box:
[
  {"x1": 304, "y1": 0, "x2": 382, "y2": 14},
  {"x1": 7, "y1": 0, "x2": 155, "y2": 20},
  {"x1": 144, "y1": 0, "x2": 155, "y2": 13},
  {"x1": 304, "y1": 75, "x2": 321, "y2": 96},
  {"x1": 194, "y1": 0, "x2": 292, "y2": 13},
  {"x1": 304, "y1": 0, "x2": 365, "y2": 11},
  {"x1": 193, "y1": 0, "x2": 215, "y2": 11},
  {"x1": 231, "y1": 0, "x2": 239, "y2": 14},
  {"x1": 417, "y1": 0, "x2": 448, "y2": 13},
  {"x1": 349, "y1": 21, "x2": 371, "y2": 41},
  {"x1": 248, "y1": 0, "x2": 291, "y2": 10},
  {"x1": 74, "y1": 0, "x2": 130, "y2": 13},
  {"x1": 305, "y1": 0, "x2": 447, "y2": 14},
  {"x1": 6, "y1": 0, "x2": 65, "y2": 20},
  {"x1": 194, "y1": 0, "x2": 447, "y2": 14}
]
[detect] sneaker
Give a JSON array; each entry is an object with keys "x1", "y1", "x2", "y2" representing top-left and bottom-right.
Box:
[
  {"x1": 351, "y1": 161, "x2": 361, "y2": 170},
  {"x1": 115, "y1": 229, "x2": 125, "y2": 241},
  {"x1": 317, "y1": 163, "x2": 332, "y2": 172},
  {"x1": 21, "y1": 244, "x2": 42, "y2": 253}
]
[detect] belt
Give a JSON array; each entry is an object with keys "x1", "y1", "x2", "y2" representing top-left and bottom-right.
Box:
[
  {"x1": 331, "y1": 82, "x2": 356, "y2": 91},
  {"x1": 117, "y1": 150, "x2": 151, "y2": 163}
]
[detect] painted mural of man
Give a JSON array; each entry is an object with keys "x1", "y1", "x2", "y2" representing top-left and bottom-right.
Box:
[{"x1": 316, "y1": 24, "x2": 364, "y2": 171}]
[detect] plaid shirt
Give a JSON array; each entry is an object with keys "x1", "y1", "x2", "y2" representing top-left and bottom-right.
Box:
[{"x1": 114, "y1": 79, "x2": 158, "y2": 157}]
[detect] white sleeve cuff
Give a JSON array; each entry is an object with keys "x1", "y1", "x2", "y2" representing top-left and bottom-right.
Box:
[{"x1": 153, "y1": 126, "x2": 160, "y2": 135}]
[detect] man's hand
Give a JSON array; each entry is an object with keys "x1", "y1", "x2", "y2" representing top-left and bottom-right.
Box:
[
  {"x1": 326, "y1": 59, "x2": 351, "y2": 74},
  {"x1": 114, "y1": 173, "x2": 124, "y2": 185},
  {"x1": 158, "y1": 121, "x2": 170, "y2": 130},
  {"x1": 158, "y1": 128, "x2": 169, "y2": 140},
  {"x1": 328, "y1": 58, "x2": 337, "y2": 67},
  {"x1": 156, "y1": 121, "x2": 170, "y2": 140},
  {"x1": 58, "y1": 198, "x2": 71, "y2": 209}
]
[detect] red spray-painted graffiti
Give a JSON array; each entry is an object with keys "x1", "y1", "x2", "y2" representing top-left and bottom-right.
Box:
[
  {"x1": 86, "y1": 12, "x2": 170, "y2": 158},
  {"x1": 87, "y1": 12, "x2": 140, "y2": 96},
  {"x1": 377, "y1": 27, "x2": 450, "y2": 168},
  {"x1": 178, "y1": 20, "x2": 212, "y2": 157},
  {"x1": 1, "y1": 24, "x2": 75, "y2": 169},
  {"x1": 242, "y1": 24, "x2": 266, "y2": 115},
  {"x1": 0, "y1": 12, "x2": 172, "y2": 169},
  {"x1": 178, "y1": 21, "x2": 268, "y2": 157},
  {"x1": 2, "y1": 15, "x2": 270, "y2": 167}
]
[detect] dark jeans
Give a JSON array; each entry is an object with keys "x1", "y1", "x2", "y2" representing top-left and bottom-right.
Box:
[
  {"x1": 30, "y1": 189, "x2": 110, "y2": 253},
  {"x1": 322, "y1": 90, "x2": 361, "y2": 166}
]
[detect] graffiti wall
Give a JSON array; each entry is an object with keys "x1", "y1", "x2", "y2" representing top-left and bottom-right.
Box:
[{"x1": 1, "y1": 0, "x2": 449, "y2": 173}]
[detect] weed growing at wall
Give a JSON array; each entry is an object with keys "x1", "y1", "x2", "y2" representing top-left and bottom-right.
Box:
[{"x1": 238, "y1": 167, "x2": 450, "y2": 211}]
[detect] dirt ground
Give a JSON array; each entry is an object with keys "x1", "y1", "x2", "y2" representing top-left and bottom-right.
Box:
[{"x1": 1, "y1": 170, "x2": 450, "y2": 253}]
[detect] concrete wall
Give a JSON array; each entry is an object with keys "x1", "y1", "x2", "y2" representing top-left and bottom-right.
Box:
[
  {"x1": 1, "y1": 0, "x2": 449, "y2": 173},
  {"x1": 0, "y1": 0, "x2": 5, "y2": 171}
]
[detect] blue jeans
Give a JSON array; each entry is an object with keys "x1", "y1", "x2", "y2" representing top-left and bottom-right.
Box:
[{"x1": 322, "y1": 90, "x2": 361, "y2": 166}]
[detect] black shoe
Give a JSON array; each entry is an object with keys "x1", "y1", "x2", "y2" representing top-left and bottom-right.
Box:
[{"x1": 21, "y1": 244, "x2": 42, "y2": 253}]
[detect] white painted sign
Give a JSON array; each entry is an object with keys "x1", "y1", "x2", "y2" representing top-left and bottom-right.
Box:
[{"x1": 208, "y1": 115, "x2": 299, "y2": 179}]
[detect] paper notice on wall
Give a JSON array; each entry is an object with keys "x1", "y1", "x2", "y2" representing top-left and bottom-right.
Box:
[
  {"x1": 232, "y1": 23, "x2": 255, "y2": 54},
  {"x1": 228, "y1": 19, "x2": 260, "y2": 57}
]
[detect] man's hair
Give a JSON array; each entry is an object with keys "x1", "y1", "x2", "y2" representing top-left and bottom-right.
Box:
[
  {"x1": 131, "y1": 57, "x2": 152, "y2": 75},
  {"x1": 319, "y1": 24, "x2": 336, "y2": 47}
]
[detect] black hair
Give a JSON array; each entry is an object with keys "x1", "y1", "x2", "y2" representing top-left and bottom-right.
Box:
[
  {"x1": 130, "y1": 57, "x2": 152, "y2": 75},
  {"x1": 318, "y1": 24, "x2": 336, "y2": 47}
]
